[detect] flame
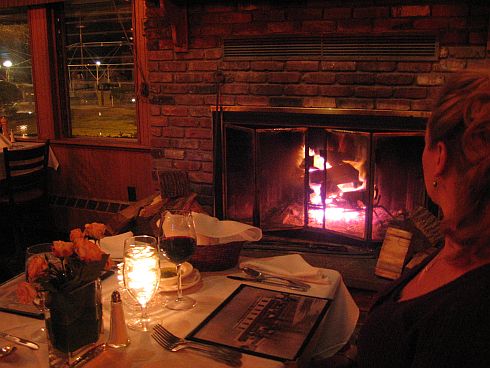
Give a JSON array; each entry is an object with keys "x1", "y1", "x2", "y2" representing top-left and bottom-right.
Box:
[
  {"x1": 309, "y1": 206, "x2": 360, "y2": 224},
  {"x1": 308, "y1": 148, "x2": 332, "y2": 170},
  {"x1": 302, "y1": 145, "x2": 366, "y2": 227}
]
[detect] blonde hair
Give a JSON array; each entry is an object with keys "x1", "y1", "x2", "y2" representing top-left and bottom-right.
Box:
[{"x1": 427, "y1": 71, "x2": 490, "y2": 259}]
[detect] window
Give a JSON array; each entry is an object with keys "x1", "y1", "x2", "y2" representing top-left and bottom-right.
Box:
[
  {"x1": 63, "y1": 0, "x2": 137, "y2": 138},
  {"x1": 0, "y1": 7, "x2": 37, "y2": 137},
  {"x1": 0, "y1": 0, "x2": 146, "y2": 143}
]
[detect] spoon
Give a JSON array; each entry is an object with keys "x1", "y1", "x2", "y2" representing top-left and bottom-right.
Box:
[
  {"x1": 0, "y1": 345, "x2": 16, "y2": 358},
  {"x1": 241, "y1": 267, "x2": 311, "y2": 291}
]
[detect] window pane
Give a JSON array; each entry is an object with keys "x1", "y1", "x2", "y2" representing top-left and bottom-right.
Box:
[
  {"x1": 64, "y1": 0, "x2": 136, "y2": 138},
  {"x1": 0, "y1": 8, "x2": 37, "y2": 138}
]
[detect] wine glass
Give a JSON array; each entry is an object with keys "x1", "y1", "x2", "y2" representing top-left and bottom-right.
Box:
[
  {"x1": 122, "y1": 235, "x2": 161, "y2": 331},
  {"x1": 160, "y1": 210, "x2": 197, "y2": 310}
]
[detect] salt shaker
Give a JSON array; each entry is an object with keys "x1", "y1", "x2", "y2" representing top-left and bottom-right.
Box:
[{"x1": 107, "y1": 290, "x2": 130, "y2": 348}]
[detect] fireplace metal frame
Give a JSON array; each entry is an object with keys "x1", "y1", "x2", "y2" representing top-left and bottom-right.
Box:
[{"x1": 213, "y1": 107, "x2": 429, "y2": 248}]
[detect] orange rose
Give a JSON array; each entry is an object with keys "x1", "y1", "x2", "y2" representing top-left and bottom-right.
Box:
[
  {"x1": 84, "y1": 223, "x2": 106, "y2": 240},
  {"x1": 74, "y1": 238, "x2": 104, "y2": 262},
  {"x1": 69, "y1": 228, "x2": 84, "y2": 242},
  {"x1": 27, "y1": 255, "x2": 48, "y2": 282},
  {"x1": 52, "y1": 241, "x2": 74, "y2": 258},
  {"x1": 104, "y1": 255, "x2": 114, "y2": 271},
  {"x1": 16, "y1": 282, "x2": 38, "y2": 305}
]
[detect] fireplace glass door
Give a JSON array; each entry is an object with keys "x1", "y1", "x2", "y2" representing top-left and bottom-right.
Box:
[{"x1": 222, "y1": 123, "x2": 426, "y2": 245}]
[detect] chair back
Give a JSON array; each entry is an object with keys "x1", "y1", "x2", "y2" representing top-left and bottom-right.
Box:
[{"x1": 2, "y1": 140, "x2": 50, "y2": 206}]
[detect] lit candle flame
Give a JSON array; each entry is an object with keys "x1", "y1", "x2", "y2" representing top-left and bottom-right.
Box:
[{"x1": 124, "y1": 246, "x2": 160, "y2": 306}]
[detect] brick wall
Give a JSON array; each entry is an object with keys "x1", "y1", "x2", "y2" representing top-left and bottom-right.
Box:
[{"x1": 145, "y1": 1, "x2": 489, "y2": 211}]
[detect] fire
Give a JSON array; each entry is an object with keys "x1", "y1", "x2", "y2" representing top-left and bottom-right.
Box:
[
  {"x1": 308, "y1": 148, "x2": 332, "y2": 170},
  {"x1": 305, "y1": 146, "x2": 366, "y2": 224},
  {"x1": 309, "y1": 207, "x2": 361, "y2": 224}
]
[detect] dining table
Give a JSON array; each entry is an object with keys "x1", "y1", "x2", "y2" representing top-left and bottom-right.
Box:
[
  {"x1": 0, "y1": 141, "x2": 59, "y2": 181},
  {"x1": 0, "y1": 257, "x2": 359, "y2": 368}
]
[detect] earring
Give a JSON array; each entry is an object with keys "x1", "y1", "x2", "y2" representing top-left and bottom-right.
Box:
[{"x1": 432, "y1": 180, "x2": 438, "y2": 188}]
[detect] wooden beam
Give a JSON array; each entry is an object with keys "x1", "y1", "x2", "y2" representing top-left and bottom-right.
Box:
[
  {"x1": 160, "y1": 0, "x2": 188, "y2": 52},
  {"x1": 134, "y1": 0, "x2": 151, "y2": 146},
  {"x1": 29, "y1": 8, "x2": 56, "y2": 140}
]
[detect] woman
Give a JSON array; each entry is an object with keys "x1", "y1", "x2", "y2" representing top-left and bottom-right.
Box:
[{"x1": 357, "y1": 71, "x2": 490, "y2": 367}]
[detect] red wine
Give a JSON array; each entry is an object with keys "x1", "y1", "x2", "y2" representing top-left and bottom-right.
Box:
[{"x1": 163, "y1": 236, "x2": 196, "y2": 264}]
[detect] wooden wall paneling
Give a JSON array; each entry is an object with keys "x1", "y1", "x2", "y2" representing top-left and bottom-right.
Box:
[{"x1": 50, "y1": 144, "x2": 156, "y2": 202}]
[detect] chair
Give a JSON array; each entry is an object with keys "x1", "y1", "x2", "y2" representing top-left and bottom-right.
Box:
[{"x1": 1, "y1": 140, "x2": 51, "y2": 260}]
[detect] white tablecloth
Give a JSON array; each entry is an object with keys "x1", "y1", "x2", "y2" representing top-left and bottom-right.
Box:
[
  {"x1": 0, "y1": 142, "x2": 59, "y2": 181},
  {"x1": 0, "y1": 262, "x2": 359, "y2": 368}
]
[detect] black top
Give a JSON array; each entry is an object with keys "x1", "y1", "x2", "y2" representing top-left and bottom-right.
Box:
[{"x1": 357, "y1": 253, "x2": 490, "y2": 368}]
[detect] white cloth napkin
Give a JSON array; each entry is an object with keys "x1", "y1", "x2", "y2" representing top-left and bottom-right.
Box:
[
  {"x1": 99, "y1": 231, "x2": 133, "y2": 259},
  {"x1": 192, "y1": 212, "x2": 262, "y2": 245},
  {"x1": 161, "y1": 212, "x2": 262, "y2": 245},
  {"x1": 239, "y1": 254, "x2": 331, "y2": 285}
]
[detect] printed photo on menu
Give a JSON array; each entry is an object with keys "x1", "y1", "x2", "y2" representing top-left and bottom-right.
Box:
[{"x1": 187, "y1": 284, "x2": 331, "y2": 362}]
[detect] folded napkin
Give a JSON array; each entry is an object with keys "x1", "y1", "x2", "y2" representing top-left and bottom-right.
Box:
[
  {"x1": 99, "y1": 231, "x2": 134, "y2": 259},
  {"x1": 240, "y1": 254, "x2": 330, "y2": 285},
  {"x1": 161, "y1": 212, "x2": 263, "y2": 245},
  {"x1": 191, "y1": 212, "x2": 262, "y2": 245}
]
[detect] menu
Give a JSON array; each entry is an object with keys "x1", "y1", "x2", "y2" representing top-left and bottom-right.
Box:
[
  {"x1": 187, "y1": 284, "x2": 331, "y2": 363},
  {"x1": 0, "y1": 274, "x2": 43, "y2": 319}
]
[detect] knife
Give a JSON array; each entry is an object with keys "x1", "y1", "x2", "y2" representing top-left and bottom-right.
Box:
[
  {"x1": 0, "y1": 331, "x2": 39, "y2": 350},
  {"x1": 226, "y1": 275, "x2": 309, "y2": 291}
]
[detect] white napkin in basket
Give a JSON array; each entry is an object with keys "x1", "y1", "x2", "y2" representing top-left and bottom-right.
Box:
[
  {"x1": 99, "y1": 231, "x2": 133, "y2": 259},
  {"x1": 191, "y1": 212, "x2": 262, "y2": 245},
  {"x1": 240, "y1": 254, "x2": 330, "y2": 285}
]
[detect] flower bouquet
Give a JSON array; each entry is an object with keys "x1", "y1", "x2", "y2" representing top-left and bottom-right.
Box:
[{"x1": 17, "y1": 223, "x2": 112, "y2": 367}]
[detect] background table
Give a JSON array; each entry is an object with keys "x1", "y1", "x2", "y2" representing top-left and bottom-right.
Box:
[
  {"x1": 0, "y1": 142, "x2": 59, "y2": 181},
  {"x1": 0, "y1": 263, "x2": 358, "y2": 367}
]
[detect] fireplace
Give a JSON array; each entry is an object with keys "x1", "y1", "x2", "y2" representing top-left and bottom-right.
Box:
[{"x1": 214, "y1": 107, "x2": 431, "y2": 249}]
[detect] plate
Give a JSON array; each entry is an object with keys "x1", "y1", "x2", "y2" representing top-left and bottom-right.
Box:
[
  {"x1": 159, "y1": 269, "x2": 201, "y2": 292},
  {"x1": 159, "y1": 261, "x2": 193, "y2": 287}
]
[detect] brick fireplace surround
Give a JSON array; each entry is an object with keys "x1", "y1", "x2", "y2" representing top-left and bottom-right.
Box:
[
  {"x1": 144, "y1": 1, "x2": 490, "y2": 216},
  {"x1": 139, "y1": 2, "x2": 489, "y2": 292}
]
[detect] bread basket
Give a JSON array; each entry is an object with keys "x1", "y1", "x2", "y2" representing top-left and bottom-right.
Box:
[{"x1": 189, "y1": 241, "x2": 245, "y2": 271}]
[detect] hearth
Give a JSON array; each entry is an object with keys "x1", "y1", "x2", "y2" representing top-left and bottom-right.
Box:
[{"x1": 214, "y1": 108, "x2": 430, "y2": 250}]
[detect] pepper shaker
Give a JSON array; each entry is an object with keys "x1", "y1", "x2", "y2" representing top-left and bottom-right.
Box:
[{"x1": 107, "y1": 290, "x2": 130, "y2": 348}]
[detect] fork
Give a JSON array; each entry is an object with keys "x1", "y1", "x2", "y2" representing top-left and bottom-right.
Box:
[{"x1": 152, "y1": 324, "x2": 242, "y2": 367}]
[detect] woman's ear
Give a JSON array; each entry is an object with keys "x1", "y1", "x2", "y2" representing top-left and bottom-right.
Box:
[{"x1": 435, "y1": 141, "x2": 448, "y2": 175}]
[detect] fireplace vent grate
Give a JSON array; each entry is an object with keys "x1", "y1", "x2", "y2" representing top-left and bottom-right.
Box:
[{"x1": 223, "y1": 34, "x2": 438, "y2": 60}]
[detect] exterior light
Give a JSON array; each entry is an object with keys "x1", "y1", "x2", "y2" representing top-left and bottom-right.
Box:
[{"x1": 2, "y1": 60, "x2": 12, "y2": 68}]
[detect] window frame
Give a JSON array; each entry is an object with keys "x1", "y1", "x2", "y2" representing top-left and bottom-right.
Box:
[{"x1": 24, "y1": 0, "x2": 150, "y2": 148}]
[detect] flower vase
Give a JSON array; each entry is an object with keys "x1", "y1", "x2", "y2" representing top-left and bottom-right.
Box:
[{"x1": 43, "y1": 279, "x2": 104, "y2": 368}]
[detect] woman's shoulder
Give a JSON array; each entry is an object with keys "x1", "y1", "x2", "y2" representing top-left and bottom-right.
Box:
[
  {"x1": 452, "y1": 262, "x2": 490, "y2": 287},
  {"x1": 428, "y1": 263, "x2": 490, "y2": 316}
]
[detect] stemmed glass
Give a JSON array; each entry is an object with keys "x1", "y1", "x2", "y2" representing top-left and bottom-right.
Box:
[
  {"x1": 122, "y1": 235, "x2": 161, "y2": 331},
  {"x1": 160, "y1": 210, "x2": 197, "y2": 310}
]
